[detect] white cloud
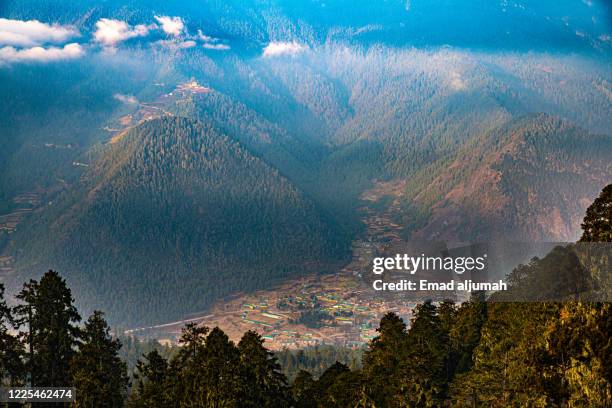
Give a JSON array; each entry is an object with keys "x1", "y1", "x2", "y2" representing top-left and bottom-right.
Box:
[
  {"x1": 179, "y1": 40, "x2": 196, "y2": 48},
  {"x1": 197, "y1": 29, "x2": 214, "y2": 42},
  {"x1": 113, "y1": 93, "x2": 138, "y2": 104},
  {"x1": 154, "y1": 16, "x2": 184, "y2": 37},
  {"x1": 262, "y1": 41, "x2": 307, "y2": 57},
  {"x1": 0, "y1": 43, "x2": 84, "y2": 64},
  {"x1": 449, "y1": 71, "x2": 468, "y2": 91},
  {"x1": 155, "y1": 39, "x2": 196, "y2": 49},
  {"x1": 0, "y1": 18, "x2": 78, "y2": 47},
  {"x1": 93, "y1": 19, "x2": 150, "y2": 47},
  {"x1": 203, "y1": 42, "x2": 230, "y2": 51},
  {"x1": 195, "y1": 29, "x2": 229, "y2": 50}
]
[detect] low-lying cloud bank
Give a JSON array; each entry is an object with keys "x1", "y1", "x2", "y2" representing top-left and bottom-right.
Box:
[
  {"x1": 114, "y1": 93, "x2": 139, "y2": 104},
  {"x1": 0, "y1": 18, "x2": 82, "y2": 64},
  {"x1": 0, "y1": 15, "x2": 231, "y2": 64},
  {"x1": 0, "y1": 18, "x2": 78, "y2": 47},
  {"x1": 0, "y1": 43, "x2": 84, "y2": 64}
]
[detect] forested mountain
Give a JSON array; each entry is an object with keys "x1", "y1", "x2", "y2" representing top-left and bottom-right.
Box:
[
  {"x1": 0, "y1": 5, "x2": 609, "y2": 407},
  {"x1": 1, "y1": 0, "x2": 610, "y2": 327},
  {"x1": 9, "y1": 117, "x2": 347, "y2": 325},
  {"x1": 403, "y1": 114, "x2": 612, "y2": 241},
  {"x1": 1, "y1": 186, "x2": 609, "y2": 407}
]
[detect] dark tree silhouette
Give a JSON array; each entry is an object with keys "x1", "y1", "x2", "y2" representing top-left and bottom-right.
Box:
[
  {"x1": 0, "y1": 283, "x2": 24, "y2": 385},
  {"x1": 71, "y1": 311, "x2": 128, "y2": 407},
  {"x1": 237, "y1": 330, "x2": 290, "y2": 407},
  {"x1": 14, "y1": 270, "x2": 81, "y2": 387},
  {"x1": 129, "y1": 350, "x2": 168, "y2": 407},
  {"x1": 580, "y1": 184, "x2": 612, "y2": 242}
]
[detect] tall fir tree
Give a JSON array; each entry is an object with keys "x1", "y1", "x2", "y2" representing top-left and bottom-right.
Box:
[
  {"x1": 198, "y1": 327, "x2": 241, "y2": 407},
  {"x1": 312, "y1": 362, "x2": 350, "y2": 402},
  {"x1": 0, "y1": 283, "x2": 24, "y2": 386},
  {"x1": 361, "y1": 312, "x2": 407, "y2": 406},
  {"x1": 400, "y1": 301, "x2": 448, "y2": 406},
  {"x1": 129, "y1": 349, "x2": 169, "y2": 408},
  {"x1": 319, "y1": 367, "x2": 363, "y2": 407},
  {"x1": 545, "y1": 302, "x2": 611, "y2": 405},
  {"x1": 165, "y1": 324, "x2": 242, "y2": 407},
  {"x1": 580, "y1": 183, "x2": 612, "y2": 242},
  {"x1": 14, "y1": 270, "x2": 81, "y2": 387},
  {"x1": 438, "y1": 300, "x2": 458, "y2": 384},
  {"x1": 449, "y1": 292, "x2": 487, "y2": 375},
  {"x1": 237, "y1": 330, "x2": 290, "y2": 407},
  {"x1": 71, "y1": 311, "x2": 128, "y2": 407},
  {"x1": 166, "y1": 323, "x2": 209, "y2": 406},
  {"x1": 292, "y1": 370, "x2": 316, "y2": 408}
]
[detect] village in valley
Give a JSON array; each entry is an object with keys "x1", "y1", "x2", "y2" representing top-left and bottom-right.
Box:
[
  {"x1": 1, "y1": 81, "x2": 441, "y2": 351},
  {"x1": 124, "y1": 239, "x2": 419, "y2": 350},
  {"x1": 124, "y1": 180, "x2": 423, "y2": 350}
]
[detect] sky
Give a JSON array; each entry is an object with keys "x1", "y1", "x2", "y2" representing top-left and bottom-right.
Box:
[{"x1": 1, "y1": 0, "x2": 610, "y2": 65}]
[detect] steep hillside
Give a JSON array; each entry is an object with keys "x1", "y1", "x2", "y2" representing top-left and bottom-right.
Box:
[
  {"x1": 1, "y1": 0, "x2": 610, "y2": 330},
  {"x1": 11, "y1": 117, "x2": 348, "y2": 325},
  {"x1": 404, "y1": 114, "x2": 612, "y2": 241}
]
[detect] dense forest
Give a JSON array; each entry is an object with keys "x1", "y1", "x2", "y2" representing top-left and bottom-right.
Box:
[
  {"x1": 2, "y1": 25, "x2": 611, "y2": 329},
  {"x1": 1, "y1": 3, "x2": 610, "y2": 406},
  {"x1": 0, "y1": 184, "x2": 609, "y2": 407},
  {"x1": 7, "y1": 98, "x2": 611, "y2": 327},
  {"x1": 9, "y1": 117, "x2": 348, "y2": 325},
  {"x1": 276, "y1": 345, "x2": 363, "y2": 383},
  {"x1": 401, "y1": 114, "x2": 612, "y2": 241}
]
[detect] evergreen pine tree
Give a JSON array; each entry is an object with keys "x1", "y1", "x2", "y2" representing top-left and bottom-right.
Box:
[
  {"x1": 580, "y1": 184, "x2": 612, "y2": 242},
  {"x1": 14, "y1": 270, "x2": 81, "y2": 387},
  {"x1": 321, "y1": 369, "x2": 362, "y2": 408},
  {"x1": 450, "y1": 291, "x2": 487, "y2": 375},
  {"x1": 545, "y1": 302, "x2": 611, "y2": 405},
  {"x1": 199, "y1": 327, "x2": 241, "y2": 407},
  {"x1": 400, "y1": 301, "x2": 447, "y2": 406},
  {"x1": 166, "y1": 323, "x2": 209, "y2": 406},
  {"x1": 129, "y1": 349, "x2": 168, "y2": 408},
  {"x1": 361, "y1": 312, "x2": 406, "y2": 406},
  {"x1": 0, "y1": 283, "x2": 24, "y2": 386},
  {"x1": 313, "y1": 361, "x2": 350, "y2": 401},
  {"x1": 438, "y1": 300, "x2": 457, "y2": 384},
  {"x1": 169, "y1": 324, "x2": 241, "y2": 407},
  {"x1": 292, "y1": 370, "x2": 316, "y2": 408},
  {"x1": 71, "y1": 311, "x2": 128, "y2": 407},
  {"x1": 237, "y1": 330, "x2": 290, "y2": 407}
]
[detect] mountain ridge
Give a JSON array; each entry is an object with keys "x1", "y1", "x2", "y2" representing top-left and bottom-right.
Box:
[
  {"x1": 405, "y1": 114, "x2": 612, "y2": 241},
  {"x1": 10, "y1": 116, "x2": 348, "y2": 325}
]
